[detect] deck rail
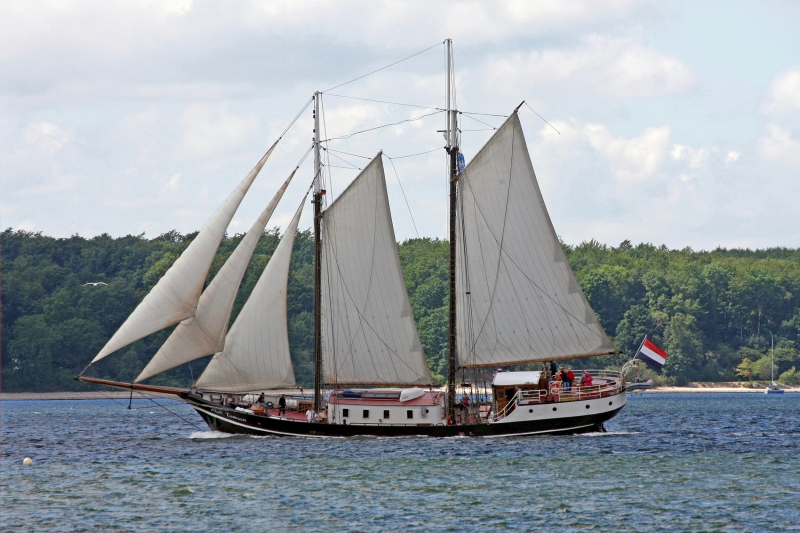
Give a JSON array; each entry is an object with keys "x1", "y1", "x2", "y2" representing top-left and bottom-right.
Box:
[{"x1": 490, "y1": 370, "x2": 624, "y2": 422}]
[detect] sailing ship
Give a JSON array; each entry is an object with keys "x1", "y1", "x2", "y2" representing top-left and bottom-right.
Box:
[{"x1": 79, "y1": 40, "x2": 635, "y2": 437}]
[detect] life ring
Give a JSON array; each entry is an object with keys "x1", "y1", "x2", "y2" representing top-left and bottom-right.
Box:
[{"x1": 550, "y1": 381, "x2": 562, "y2": 394}]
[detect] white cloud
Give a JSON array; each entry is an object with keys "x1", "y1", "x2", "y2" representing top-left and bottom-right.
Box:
[
  {"x1": 725, "y1": 151, "x2": 740, "y2": 164},
  {"x1": 759, "y1": 124, "x2": 800, "y2": 167},
  {"x1": 181, "y1": 104, "x2": 259, "y2": 158},
  {"x1": 584, "y1": 123, "x2": 671, "y2": 183},
  {"x1": 20, "y1": 167, "x2": 84, "y2": 195},
  {"x1": 160, "y1": 173, "x2": 181, "y2": 196},
  {"x1": 671, "y1": 144, "x2": 710, "y2": 169},
  {"x1": 762, "y1": 67, "x2": 800, "y2": 116},
  {"x1": 16, "y1": 219, "x2": 36, "y2": 231},
  {"x1": 24, "y1": 122, "x2": 71, "y2": 153},
  {"x1": 487, "y1": 36, "x2": 695, "y2": 98}
]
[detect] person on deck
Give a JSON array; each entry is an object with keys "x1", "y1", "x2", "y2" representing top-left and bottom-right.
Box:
[
  {"x1": 278, "y1": 394, "x2": 287, "y2": 416},
  {"x1": 550, "y1": 360, "x2": 558, "y2": 377},
  {"x1": 566, "y1": 368, "x2": 575, "y2": 392},
  {"x1": 253, "y1": 393, "x2": 265, "y2": 407},
  {"x1": 581, "y1": 370, "x2": 593, "y2": 388},
  {"x1": 306, "y1": 409, "x2": 314, "y2": 423}
]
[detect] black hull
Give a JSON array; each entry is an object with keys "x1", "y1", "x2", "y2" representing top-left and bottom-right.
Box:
[{"x1": 186, "y1": 395, "x2": 624, "y2": 438}]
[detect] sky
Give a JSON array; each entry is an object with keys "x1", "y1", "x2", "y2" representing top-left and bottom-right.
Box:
[{"x1": 2, "y1": 0, "x2": 799, "y2": 250}]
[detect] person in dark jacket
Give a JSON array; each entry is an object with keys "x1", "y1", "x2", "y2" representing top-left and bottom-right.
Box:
[
  {"x1": 550, "y1": 360, "x2": 558, "y2": 376},
  {"x1": 278, "y1": 394, "x2": 286, "y2": 416}
]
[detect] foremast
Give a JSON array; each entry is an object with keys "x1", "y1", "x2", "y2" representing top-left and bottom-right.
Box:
[
  {"x1": 313, "y1": 92, "x2": 324, "y2": 414},
  {"x1": 445, "y1": 39, "x2": 459, "y2": 424}
]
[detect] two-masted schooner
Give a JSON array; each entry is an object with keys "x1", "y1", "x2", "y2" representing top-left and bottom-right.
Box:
[{"x1": 79, "y1": 40, "x2": 636, "y2": 437}]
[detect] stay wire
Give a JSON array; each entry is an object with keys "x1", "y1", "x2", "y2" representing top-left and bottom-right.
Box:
[
  {"x1": 461, "y1": 113, "x2": 496, "y2": 129},
  {"x1": 279, "y1": 96, "x2": 315, "y2": 140},
  {"x1": 321, "y1": 110, "x2": 443, "y2": 142},
  {"x1": 523, "y1": 101, "x2": 561, "y2": 135},
  {"x1": 323, "y1": 41, "x2": 444, "y2": 93},
  {"x1": 383, "y1": 154, "x2": 419, "y2": 238},
  {"x1": 138, "y1": 391, "x2": 205, "y2": 431},
  {"x1": 324, "y1": 93, "x2": 442, "y2": 111}
]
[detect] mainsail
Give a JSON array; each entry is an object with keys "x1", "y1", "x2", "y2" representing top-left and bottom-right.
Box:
[
  {"x1": 456, "y1": 113, "x2": 616, "y2": 367},
  {"x1": 193, "y1": 195, "x2": 307, "y2": 392},
  {"x1": 321, "y1": 155, "x2": 431, "y2": 386},
  {"x1": 91, "y1": 143, "x2": 278, "y2": 364},
  {"x1": 135, "y1": 169, "x2": 297, "y2": 382}
]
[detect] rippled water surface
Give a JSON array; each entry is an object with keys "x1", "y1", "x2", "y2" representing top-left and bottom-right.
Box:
[{"x1": 2, "y1": 393, "x2": 799, "y2": 532}]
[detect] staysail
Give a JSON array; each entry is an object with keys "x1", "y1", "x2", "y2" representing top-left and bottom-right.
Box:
[
  {"x1": 321, "y1": 155, "x2": 431, "y2": 386},
  {"x1": 456, "y1": 113, "x2": 616, "y2": 368},
  {"x1": 134, "y1": 169, "x2": 297, "y2": 382},
  {"x1": 193, "y1": 195, "x2": 306, "y2": 392},
  {"x1": 91, "y1": 143, "x2": 278, "y2": 364}
]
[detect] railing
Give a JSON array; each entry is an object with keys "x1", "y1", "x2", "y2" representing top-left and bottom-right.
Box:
[{"x1": 490, "y1": 370, "x2": 624, "y2": 422}]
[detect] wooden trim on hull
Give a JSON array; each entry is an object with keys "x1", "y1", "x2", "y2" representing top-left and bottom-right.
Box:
[
  {"x1": 76, "y1": 376, "x2": 188, "y2": 397},
  {"x1": 188, "y1": 396, "x2": 625, "y2": 438}
]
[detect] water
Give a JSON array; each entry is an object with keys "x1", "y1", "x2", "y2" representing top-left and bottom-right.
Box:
[{"x1": 2, "y1": 393, "x2": 799, "y2": 532}]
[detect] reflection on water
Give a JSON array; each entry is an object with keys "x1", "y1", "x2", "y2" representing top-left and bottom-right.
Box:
[{"x1": 2, "y1": 393, "x2": 799, "y2": 532}]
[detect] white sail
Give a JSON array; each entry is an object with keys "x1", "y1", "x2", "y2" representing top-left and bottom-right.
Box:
[
  {"x1": 456, "y1": 113, "x2": 616, "y2": 368},
  {"x1": 321, "y1": 155, "x2": 431, "y2": 386},
  {"x1": 134, "y1": 169, "x2": 297, "y2": 382},
  {"x1": 91, "y1": 143, "x2": 278, "y2": 364},
  {"x1": 193, "y1": 195, "x2": 306, "y2": 392}
]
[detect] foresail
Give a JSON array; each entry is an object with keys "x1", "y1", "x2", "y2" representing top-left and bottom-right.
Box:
[
  {"x1": 321, "y1": 155, "x2": 431, "y2": 386},
  {"x1": 134, "y1": 169, "x2": 297, "y2": 382},
  {"x1": 91, "y1": 143, "x2": 278, "y2": 364},
  {"x1": 193, "y1": 195, "x2": 306, "y2": 392},
  {"x1": 456, "y1": 114, "x2": 616, "y2": 368}
]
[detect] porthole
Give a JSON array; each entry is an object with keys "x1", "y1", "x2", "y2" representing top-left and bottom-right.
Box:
[
  {"x1": 585, "y1": 404, "x2": 590, "y2": 409},
  {"x1": 529, "y1": 409, "x2": 533, "y2": 413},
  {"x1": 552, "y1": 407, "x2": 557, "y2": 411},
  {"x1": 609, "y1": 401, "x2": 613, "y2": 406}
]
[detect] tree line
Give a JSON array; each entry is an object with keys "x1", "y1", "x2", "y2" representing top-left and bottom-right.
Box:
[{"x1": 2, "y1": 228, "x2": 799, "y2": 391}]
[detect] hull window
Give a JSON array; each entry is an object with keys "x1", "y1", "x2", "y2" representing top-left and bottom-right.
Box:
[
  {"x1": 383, "y1": 410, "x2": 390, "y2": 419},
  {"x1": 343, "y1": 409, "x2": 349, "y2": 418},
  {"x1": 406, "y1": 410, "x2": 413, "y2": 419},
  {"x1": 363, "y1": 409, "x2": 370, "y2": 419}
]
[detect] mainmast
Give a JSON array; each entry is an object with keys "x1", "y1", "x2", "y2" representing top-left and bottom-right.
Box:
[
  {"x1": 313, "y1": 92, "x2": 323, "y2": 414},
  {"x1": 445, "y1": 39, "x2": 459, "y2": 424}
]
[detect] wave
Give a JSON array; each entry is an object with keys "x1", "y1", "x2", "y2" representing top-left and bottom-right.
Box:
[
  {"x1": 577, "y1": 431, "x2": 641, "y2": 437},
  {"x1": 188, "y1": 430, "x2": 234, "y2": 439}
]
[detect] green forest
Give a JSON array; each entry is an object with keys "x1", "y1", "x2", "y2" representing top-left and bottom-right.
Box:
[{"x1": 2, "y1": 227, "x2": 800, "y2": 391}]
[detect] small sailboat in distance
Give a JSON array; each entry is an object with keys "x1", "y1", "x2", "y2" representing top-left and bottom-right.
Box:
[
  {"x1": 78, "y1": 40, "x2": 643, "y2": 437},
  {"x1": 765, "y1": 335, "x2": 784, "y2": 394}
]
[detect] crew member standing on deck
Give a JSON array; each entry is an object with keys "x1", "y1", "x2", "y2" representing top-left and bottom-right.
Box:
[
  {"x1": 306, "y1": 409, "x2": 314, "y2": 423},
  {"x1": 278, "y1": 394, "x2": 286, "y2": 416}
]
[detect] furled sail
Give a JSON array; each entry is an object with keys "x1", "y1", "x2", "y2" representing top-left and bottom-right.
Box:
[
  {"x1": 91, "y1": 143, "x2": 278, "y2": 364},
  {"x1": 456, "y1": 113, "x2": 616, "y2": 368},
  {"x1": 321, "y1": 155, "x2": 431, "y2": 386},
  {"x1": 193, "y1": 195, "x2": 306, "y2": 392},
  {"x1": 134, "y1": 169, "x2": 297, "y2": 382}
]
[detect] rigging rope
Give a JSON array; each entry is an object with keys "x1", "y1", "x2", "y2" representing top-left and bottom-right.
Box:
[
  {"x1": 321, "y1": 110, "x2": 443, "y2": 142},
  {"x1": 383, "y1": 154, "x2": 419, "y2": 238},
  {"x1": 324, "y1": 93, "x2": 443, "y2": 111},
  {"x1": 323, "y1": 41, "x2": 444, "y2": 93},
  {"x1": 522, "y1": 101, "x2": 561, "y2": 135}
]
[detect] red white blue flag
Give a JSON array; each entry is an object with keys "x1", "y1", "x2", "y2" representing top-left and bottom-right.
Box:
[{"x1": 635, "y1": 337, "x2": 667, "y2": 369}]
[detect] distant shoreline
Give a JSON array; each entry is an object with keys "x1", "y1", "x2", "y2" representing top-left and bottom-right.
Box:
[{"x1": 2, "y1": 384, "x2": 798, "y2": 400}]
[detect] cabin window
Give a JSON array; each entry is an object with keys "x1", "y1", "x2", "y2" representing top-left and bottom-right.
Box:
[
  {"x1": 407, "y1": 410, "x2": 413, "y2": 419},
  {"x1": 383, "y1": 410, "x2": 390, "y2": 419},
  {"x1": 342, "y1": 409, "x2": 349, "y2": 418},
  {"x1": 363, "y1": 409, "x2": 369, "y2": 419},
  {"x1": 497, "y1": 389, "x2": 505, "y2": 399}
]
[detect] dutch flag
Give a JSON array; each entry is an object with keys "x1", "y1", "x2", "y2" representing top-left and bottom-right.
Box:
[{"x1": 635, "y1": 337, "x2": 667, "y2": 369}]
